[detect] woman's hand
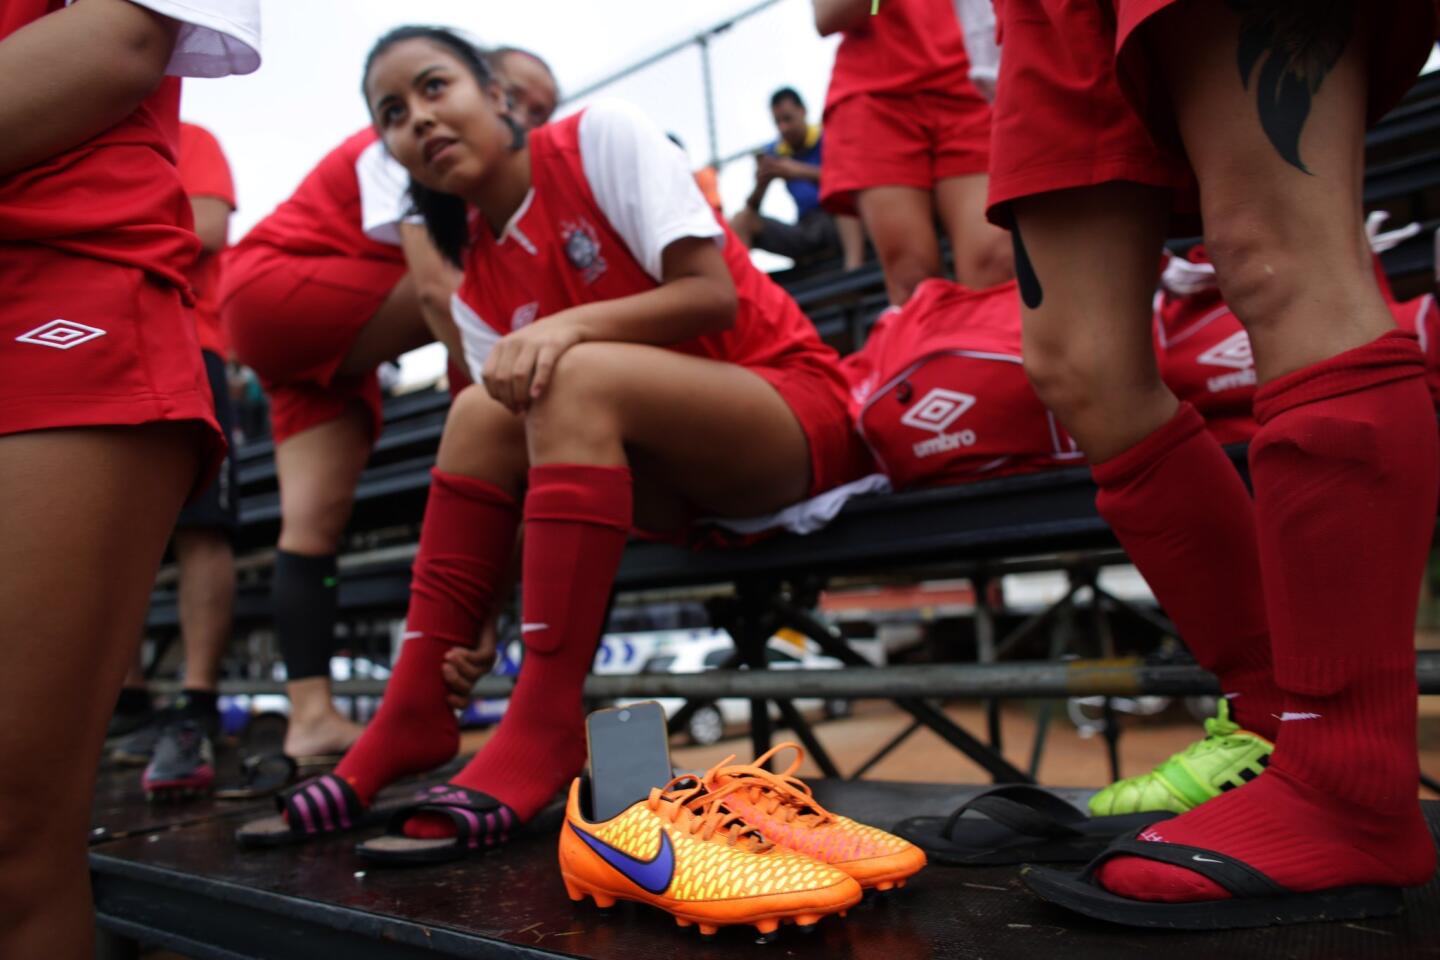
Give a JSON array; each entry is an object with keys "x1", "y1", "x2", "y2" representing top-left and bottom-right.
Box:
[
  {"x1": 481, "y1": 311, "x2": 587, "y2": 413},
  {"x1": 441, "y1": 612, "x2": 501, "y2": 710}
]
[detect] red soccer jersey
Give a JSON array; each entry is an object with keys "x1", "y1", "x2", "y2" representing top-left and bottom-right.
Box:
[
  {"x1": 824, "y1": 0, "x2": 976, "y2": 111},
  {"x1": 454, "y1": 109, "x2": 842, "y2": 379},
  {"x1": 0, "y1": 0, "x2": 195, "y2": 289},
  {"x1": 238, "y1": 128, "x2": 404, "y2": 263},
  {"x1": 178, "y1": 122, "x2": 236, "y2": 355}
]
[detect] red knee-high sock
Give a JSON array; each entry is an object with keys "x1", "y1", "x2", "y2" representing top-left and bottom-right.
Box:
[
  {"x1": 407, "y1": 464, "x2": 632, "y2": 836},
  {"x1": 1092, "y1": 403, "x2": 1281, "y2": 737},
  {"x1": 1099, "y1": 331, "x2": 1439, "y2": 902},
  {"x1": 334, "y1": 469, "x2": 519, "y2": 805}
]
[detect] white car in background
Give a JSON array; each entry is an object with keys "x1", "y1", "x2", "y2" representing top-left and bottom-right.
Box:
[{"x1": 623, "y1": 628, "x2": 880, "y2": 745}]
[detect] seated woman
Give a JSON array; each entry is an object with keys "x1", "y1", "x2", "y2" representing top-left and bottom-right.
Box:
[
  {"x1": 220, "y1": 47, "x2": 559, "y2": 762},
  {"x1": 238, "y1": 25, "x2": 870, "y2": 853}
]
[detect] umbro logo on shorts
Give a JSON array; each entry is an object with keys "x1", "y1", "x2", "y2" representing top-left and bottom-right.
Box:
[{"x1": 16, "y1": 319, "x2": 107, "y2": 350}]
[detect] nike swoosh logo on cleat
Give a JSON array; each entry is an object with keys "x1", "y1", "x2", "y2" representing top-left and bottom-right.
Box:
[
  {"x1": 1192, "y1": 855, "x2": 1223, "y2": 863},
  {"x1": 570, "y1": 823, "x2": 675, "y2": 894}
]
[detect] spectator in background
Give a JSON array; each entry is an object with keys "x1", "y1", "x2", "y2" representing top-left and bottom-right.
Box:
[
  {"x1": 109, "y1": 123, "x2": 242, "y2": 804},
  {"x1": 815, "y1": 0, "x2": 1012, "y2": 304},
  {"x1": 731, "y1": 87, "x2": 865, "y2": 270}
]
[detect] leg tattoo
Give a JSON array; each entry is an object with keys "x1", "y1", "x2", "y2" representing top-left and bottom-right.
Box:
[
  {"x1": 1228, "y1": 0, "x2": 1353, "y2": 174},
  {"x1": 1012, "y1": 224, "x2": 1043, "y2": 309}
]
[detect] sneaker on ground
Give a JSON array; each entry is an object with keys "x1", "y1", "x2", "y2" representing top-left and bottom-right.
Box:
[
  {"x1": 703, "y1": 742, "x2": 926, "y2": 891},
  {"x1": 1087, "y1": 699, "x2": 1274, "y2": 816},
  {"x1": 143, "y1": 720, "x2": 216, "y2": 802},
  {"x1": 559, "y1": 773, "x2": 861, "y2": 940}
]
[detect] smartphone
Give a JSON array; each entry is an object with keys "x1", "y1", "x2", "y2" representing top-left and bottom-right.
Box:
[{"x1": 586, "y1": 702, "x2": 674, "y2": 822}]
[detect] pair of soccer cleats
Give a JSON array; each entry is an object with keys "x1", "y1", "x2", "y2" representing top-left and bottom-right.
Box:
[{"x1": 559, "y1": 742, "x2": 926, "y2": 941}]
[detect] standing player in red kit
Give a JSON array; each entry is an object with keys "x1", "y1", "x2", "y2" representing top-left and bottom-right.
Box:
[
  {"x1": 0, "y1": 2, "x2": 258, "y2": 953},
  {"x1": 815, "y1": 0, "x2": 1014, "y2": 305},
  {"x1": 985, "y1": 0, "x2": 1440, "y2": 929},
  {"x1": 236, "y1": 25, "x2": 870, "y2": 854},
  {"x1": 109, "y1": 121, "x2": 242, "y2": 800},
  {"x1": 220, "y1": 49, "x2": 559, "y2": 763}
]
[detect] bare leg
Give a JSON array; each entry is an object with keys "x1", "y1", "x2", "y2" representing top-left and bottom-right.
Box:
[
  {"x1": 336, "y1": 273, "x2": 432, "y2": 377},
  {"x1": 0, "y1": 423, "x2": 198, "y2": 960},
  {"x1": 273, "y1": 406, "x2": 372, "y2": 757},
  {"x1": 935, "y1": 173, "x2": 1015, "y2": 289},
  {"x1": 172, "y1": 527, "x2": 234, "y2": 691},
  {"x1": 836, "y1": 213, "x2": 866, "y2": 271},
  {"x1": 856, "y1": 185, "x2": 944, "y2": 306},
  {"x1": 1012, "y1": 182, "x2": 1175, "y2": 461}
]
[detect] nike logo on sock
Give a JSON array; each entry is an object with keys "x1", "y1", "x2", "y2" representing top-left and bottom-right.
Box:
[
  {"x1": 1192, "y1": 855, "x2": 1224, "y2": 863},
  {"x1": 1277, "y1": 712, "x2": 1323, "y2": 721},
  {"x1": 520, "y1": 623, "x2": 549, "y2": 634},
  {"x1": 570, "y1": 823, "x2": 675, "y2": 894},
  {"x1": 401, "y1": 631, "x2": 425, "y2": 640}
]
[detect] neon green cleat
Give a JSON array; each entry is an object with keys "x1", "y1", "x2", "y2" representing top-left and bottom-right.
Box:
[{"x1": 1087, "y1": 700, "x2": 1274, "y2": 816}]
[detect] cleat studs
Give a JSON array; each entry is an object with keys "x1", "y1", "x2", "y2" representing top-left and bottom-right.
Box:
[
  {"x1": 795, "y1": 914, "x2": 821, "y2": 930},
  {"x1": 563, "y1": 880, "x2": 584, "y2": 903},
  {"x1": 675, "y1": 917, "x2": 693, "y2": 928},
  {"x1": 895, "y1": 879, "x2": 907, "y2": 889},
  {"x1": 698, "y1": 923, "x2": 718, "y2": 939},
  {"x1": 755, "y1": 919, "x2": 779, "y2": 936},
  {"x1": 591, "y1": 892, "x2": 616, "y2": 910}
]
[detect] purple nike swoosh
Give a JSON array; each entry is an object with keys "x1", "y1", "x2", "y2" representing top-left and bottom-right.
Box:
[{"x1": 570, "y1": 822, "x2": 675, "y2": 894}]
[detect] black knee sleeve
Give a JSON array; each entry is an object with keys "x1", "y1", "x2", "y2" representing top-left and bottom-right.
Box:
[{"x1": 272, "y1": 550, "x2": 339, "y2": 681}]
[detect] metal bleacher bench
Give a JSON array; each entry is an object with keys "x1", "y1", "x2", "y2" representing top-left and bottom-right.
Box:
[{"x1": 144, "y1": 68, "x2": 1440, "y2": 783}]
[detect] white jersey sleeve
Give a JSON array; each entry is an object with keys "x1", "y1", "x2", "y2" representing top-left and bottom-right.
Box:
[
  {"x1": 356, "y1": 141, "x2": 415, "y2": 246},
  {"x1": 577, "y1": 100, "x2": 722, "y2": 283},
  {"x1": 64, "y1": 0, "x2": 260, "y2": 77},
  {"x1": 954, "y1": 0, "x2": 999, "y2": 96},
  {"x1": 105, "y1": 0, "x2": 262, "y2": 77}
]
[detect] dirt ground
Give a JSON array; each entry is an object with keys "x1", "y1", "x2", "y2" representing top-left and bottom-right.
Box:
[{"x1": 456, "y1": 694, "x2": 1440, "y2": 795}]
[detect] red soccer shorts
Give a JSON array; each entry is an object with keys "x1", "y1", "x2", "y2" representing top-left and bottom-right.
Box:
[
  {"x1": 989, "y1": 0, "x2": 1437, "y2": 224},
  {"x1": 221, "y1": 244, "x2": 406, "y2": 445},
  {"x1": 0, "y1": 244, "x2": 224, "y2": 482},
  {"x1": 822, "y1": 89, "x2": 993, "y2": 217}
]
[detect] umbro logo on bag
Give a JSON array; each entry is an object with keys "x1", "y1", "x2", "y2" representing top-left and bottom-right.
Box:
[
  {"x1": 901, "y1": 388, "x2": 978, "y2": 458},
  {"x1": 16, "y1": 319, "x2": 107, "y2": 350},
  {"x1": 1198, "y1": 331, "x2": 1257, "y2": 392}
]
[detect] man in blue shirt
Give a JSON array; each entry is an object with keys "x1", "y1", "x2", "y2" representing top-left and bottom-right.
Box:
[{"x1": 731, "y1": 88, "x2": 864, "y2": 269}]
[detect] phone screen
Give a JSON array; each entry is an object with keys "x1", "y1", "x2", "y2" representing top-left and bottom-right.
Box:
[{"x1": 586, "y1": 701, "x2": 674, "y2": 822}]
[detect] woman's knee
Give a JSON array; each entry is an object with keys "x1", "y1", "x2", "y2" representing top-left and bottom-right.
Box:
[
  {"x1": 526, "y1": 344, "x2": 629, "y2": 461},
  {"x1": 278, "y1": 484, "x2": 356, "y2": 552},
  {"x1": 435, "y1": 385, "x2": 528, "y2": 484},
  {"x1": 956, "y1": 230, "x2": 1015, "y2": 289}
]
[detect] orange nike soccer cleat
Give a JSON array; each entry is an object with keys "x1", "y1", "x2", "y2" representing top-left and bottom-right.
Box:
[
  {"x1": 704, "y1": 743, "x2": 927, "y2": 891},
  {"x1": 559, "y1": 774, "x2": 862, "y2": 940}
]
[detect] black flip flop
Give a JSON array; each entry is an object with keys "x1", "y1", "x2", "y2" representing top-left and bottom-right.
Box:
[
  {"x1": 1022, "y1": 832, "x2": 1406, "y2": 929},
  {"x1": 235, "y1": 773, "x2": 382, "y2": 848},
  {"x1": 893, "y1": 785, "x2": 1173, "y2": 865},
  {"x1": 355, "y1": 785, "x2": 517, "y2": 866},
  {"x1": 215, "y1": 753, "x2": 298, "y2": 801}
]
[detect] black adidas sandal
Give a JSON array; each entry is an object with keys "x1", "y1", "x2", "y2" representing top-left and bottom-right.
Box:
[
  {"x1": 355, "y1": 785, "x2": 518, "y2": 866},
  {"x1": 235, "y1": 773, "x2": 380, "y2": 848},
  {"x1": 894, "y1": 785, "x2": 1173, "y2": 865},
  {"x1": 1022, "y1": 832, "x2": 1407, "y2": 929}
]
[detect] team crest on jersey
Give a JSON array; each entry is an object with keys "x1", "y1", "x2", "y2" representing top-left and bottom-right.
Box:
[
  {"x1": 511, "y1": 301, "x2": 539, "y2": 330},
  {"x1": 1197, "y1": 330, "x2": 1257, "y2": 393},
  {"x1": 561, "y1": 218, "x2": 607, "y2": 284},
  {"x1": 901, "y1": 388, "x2": 978, "y2": 458}
]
